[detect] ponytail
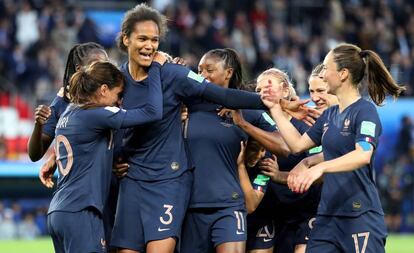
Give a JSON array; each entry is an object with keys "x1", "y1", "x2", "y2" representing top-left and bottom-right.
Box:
[
  {"x1": 332, "y1": 43, "x2": 406, "y2": 105},
  {"x1": 68, "y1": 61, "x2": 125, "y2": 105},
  {"x1": 68, "y1": 71, "x2": 100, "y2": 105},
  {"x1": 362, "y1": 50, "x2": 406, "y2": 105}
]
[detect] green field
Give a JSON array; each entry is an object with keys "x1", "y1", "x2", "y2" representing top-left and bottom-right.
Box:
[{"x1": 0, "y1": 234, "x2": 413, "y2": 252}]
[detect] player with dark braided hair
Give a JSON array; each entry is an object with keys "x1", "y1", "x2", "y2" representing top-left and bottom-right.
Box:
[{"x1": 28, "y1": 42, "x2": 108, "y2": 166}]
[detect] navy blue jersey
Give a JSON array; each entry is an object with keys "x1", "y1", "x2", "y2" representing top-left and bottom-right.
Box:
[
  {"x1": 120, "y1": 63, "x2": 265, "y2": 181},
  {"x1": 270, "y1": 118, "x2": 322, "y2": 223},
  {"x1": 186, "y1": 101, "x2": 276, "y2": 208},
  {"x1": 49, "y1": 64, "x2": 163, "y2": 214},
  {"x1": 43, "y1": 96, "x2": 69, "y2": 138},
  {"x1": 306, "y1": 98, "x2": 384, "y2": 217}
]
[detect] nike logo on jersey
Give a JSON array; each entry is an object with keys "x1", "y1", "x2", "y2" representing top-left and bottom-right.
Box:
[
  {"x1": 158, "y1": 227, "x2": 171, "y2": 232},
  {"x1": 263, "y1": 238, "x2": 272, "y2": 242}
]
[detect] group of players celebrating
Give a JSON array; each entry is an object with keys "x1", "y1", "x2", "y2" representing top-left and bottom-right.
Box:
[{"x1": 28, "y1": 3, "x2": 405, "y2": 253}]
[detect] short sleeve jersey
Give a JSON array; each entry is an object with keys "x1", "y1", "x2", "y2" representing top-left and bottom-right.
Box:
[
  {"x1": 306, "y1": 98, "x2": 384, "y2": 217},
  {"x1": 120, "y1": 63, "x2": 209, "y2": 181},
  {"x1": 186, "y1": 101, "x2": 276, "y2": 208}
]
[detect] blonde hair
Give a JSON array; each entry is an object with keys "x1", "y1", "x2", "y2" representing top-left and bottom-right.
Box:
[{"x1": 258, "y1": 68, "x2": 296, "y2": 100}]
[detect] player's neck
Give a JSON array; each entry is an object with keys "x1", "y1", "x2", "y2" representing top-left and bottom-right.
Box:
[
  {"x1": 337, "y1": 85, "x2": 360, "y2": 113},
  {"x1": 128, "y1": 62, "x2": 148, "y2": 82}
]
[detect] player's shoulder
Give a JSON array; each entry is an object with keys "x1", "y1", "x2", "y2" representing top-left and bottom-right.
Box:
[
  {"x1": 160, "y1": 62, "x2": 189, "y2": 76},
  {"x1": 50, "y1": 95, "x2": 69, "y2": 107},
  {"x1": 353, "y1": 98, "x2": 378, "y2": 116}
]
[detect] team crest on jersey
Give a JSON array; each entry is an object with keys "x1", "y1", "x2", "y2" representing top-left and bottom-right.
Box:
[
  {"x1": 344, "y1": 118, "x2": 350, "y2": 129},
  {"x1": 340, "y1": 118, "x2": 351, "y2": 136},
  {"x1": 171, "y1": 162, "x2": 180, "y2": 170}
]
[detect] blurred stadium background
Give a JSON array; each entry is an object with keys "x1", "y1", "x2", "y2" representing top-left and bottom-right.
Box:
[{"x1": 0, "y1": 0, "x2": 413, "y2": 252}]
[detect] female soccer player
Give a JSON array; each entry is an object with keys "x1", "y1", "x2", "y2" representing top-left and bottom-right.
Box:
[
  {"x1": 261, "y1": 43, "x2": 405, "y2": 253},
  {"x1": 179, "y1": 48, "x2": 282, "y2": 253},
  {"x1": 111, "y1": 4, "x2": 283, "y2": 253},
  {"x1": 47, "y1": 57, "x2": 165, "y2": 253},
  {"x1": 234, "y1": 68, "x2": 321, "y2": 253},
  {"x1": 28, "y1": 42, "x2": 109, "y2": 186}
]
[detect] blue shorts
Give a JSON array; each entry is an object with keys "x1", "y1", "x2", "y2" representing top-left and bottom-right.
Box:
[
  {"x1": 111, "y1": 171, "x2": 192, "y2": 252},
  {"x1": 246, "y1": 190, "x2": 277, "y2": 250},
  {"x1": 273, "y1": 216, "x2": 316, "y2": 252},
  {"x1": 102, "y1": 174, "x2": 119, "y2": 251},
  {"x1": 180, "y1": 205, "x2": 247, "y2": 253},
  {"x1": 47, "y1": 208, "x2": 106, "y2": 253},
  {"x1": 306, "y1": 212, "x2": 387, "y2": 253}
]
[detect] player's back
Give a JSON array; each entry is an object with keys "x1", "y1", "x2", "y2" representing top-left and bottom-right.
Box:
[{"x1": 49, "y1": 105, "x2": 120, "y2": 215}]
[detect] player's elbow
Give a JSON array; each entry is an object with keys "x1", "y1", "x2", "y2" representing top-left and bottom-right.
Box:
[
  {"x1": 246, "y1": 202, "x2": 258, "y2": 214},
  {"x1": 360, "y1": 152, "x2": 372, "y2": 166},
  {"x1": 27, "y1": 144, "x2": 42, "y2": 162}
]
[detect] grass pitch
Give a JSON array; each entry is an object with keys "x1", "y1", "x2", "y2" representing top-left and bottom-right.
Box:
[{"x1": 0, "y1": 234, "x2": 413, "y2": 252}]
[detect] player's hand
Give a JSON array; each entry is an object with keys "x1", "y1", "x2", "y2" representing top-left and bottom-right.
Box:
[
  {"x1": 290, "y1": 166, "x2": 324, "y2": 194},
  {"x1": 34, "y1": 105, "x2": 51, "y2": 125},
  {"x1": 112, "y1": 157, "x2": 129, "y2": 178},
  {"x1": 287, "y1": 161, "x2": 310, "y2": 191},
  {"x1": 153, "y1": 51, "x2": 169, "y2": 65},
  {"x1": 173, "y1": 57, "x2": 186, "y2": 66},
  {"x1": 217, "y1": 107, "x2": 231, "y2": 118},
  {"x1": 181, "y1": 105, "x2": 188, "y2": 122},
  {"x1": 260, "y1": 81, "x2": 280, "y2": 109},
  {"x1": 230, "y1": 110, "x2": 246, "y2": 126},
  {"x1": 259, "y1": 155, "x2": 279, "y2": 182},
  {"x1": 280, "y1": 99, "x2": 321, "y2": 126},
  {"x1": 237, "y1": 141, "x2": 247, "y2": 167},
  {"x1": 39, "y1": 152, "x2": 57, "y2": 188}
]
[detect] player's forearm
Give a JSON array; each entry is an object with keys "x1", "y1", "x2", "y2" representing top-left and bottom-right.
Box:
[
  {"x1": 314, "y1": 147, "x2": 372, "y2": 174},
  {"x1": 238, "y1": 163, "x2": 264, "y2": 213},
  {"x1": 303, "y1": 152, "x2": 325, "y2": 168},
  {"x1": 28, "y1": 124, "x2": 49, "y2": 161},
  {"x1": 237, "y1": 120, "x2": 290, "y2": 157},
  {"x1": 269, "y1": 106, "x2": 313, "y2": 153},
  {"x1": 272, "y1": 171, "x2": 289, "y2": 184},
  {"x1": 121, "y1": 64, "x2": 163, "y2": 127},
  {"x1": 203, "y1": 83, "x2": 266, "y2": 110}
]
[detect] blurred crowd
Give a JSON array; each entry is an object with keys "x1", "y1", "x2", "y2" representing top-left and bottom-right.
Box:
[
  {"x1": 1, "y1": 0, "x2": 414, "y2": 102},
  {"x1": 0, "y1": 0, "x2": 414, "y2": 237},
  {"x1": 0, "y1": 200, "x2": 48, "y2": 240},
  {"x1": 378, "y1": 115, "x2": 414, "y2": 233}
]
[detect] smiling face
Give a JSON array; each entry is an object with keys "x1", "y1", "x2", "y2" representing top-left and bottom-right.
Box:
[
  {"x1": 320, "y1": 51, "x2": 344, "y2": 96},
  {"x1": 198, "y1": 54, "x2": 233, "y2": 88},
  {"x1": 308, "y1": 75, "x2": 329, "y2": 110},
  {"x1": 123, "y1": 20, "x2": 160, "y2": 67}
]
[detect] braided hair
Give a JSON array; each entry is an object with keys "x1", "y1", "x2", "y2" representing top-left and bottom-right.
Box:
[
  {"x1": 62, "y1": 42, "x2": 107, "y2": 102},
  {"x1": 204, "y1": 48, "x2": 243, "y2": 89}
]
